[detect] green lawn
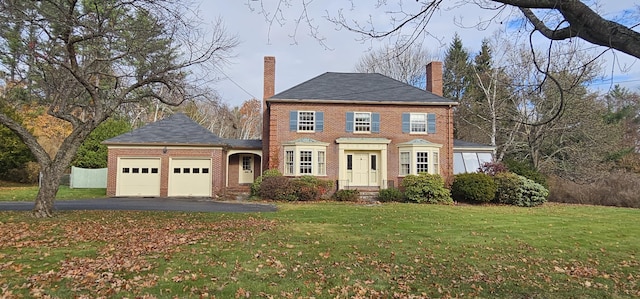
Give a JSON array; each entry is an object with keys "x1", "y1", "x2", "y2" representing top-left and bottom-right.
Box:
[
  {"x1": 0, "y1": 185, "x2": 106, "y2": 201},
  {"x1": 0, "y1": 203, "x2": 638, "y2": 298}
]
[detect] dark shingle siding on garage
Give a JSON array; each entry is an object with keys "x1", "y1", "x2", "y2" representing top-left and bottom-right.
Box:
[
  {"x1": 269, "y1": 72, "x2": 456, "y2": 104},
  {"x1": 104, "y1": 113, "x2": 226, "y2": 146}
]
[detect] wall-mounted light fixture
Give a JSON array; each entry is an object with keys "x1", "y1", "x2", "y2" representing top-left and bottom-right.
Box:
[{"x1": 162, "y1": 146, "x2": 168, "y2": 154}]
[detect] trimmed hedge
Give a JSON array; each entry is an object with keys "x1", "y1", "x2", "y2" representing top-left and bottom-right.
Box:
[
  {"x1": 291, "y1": 176, "x2": 334, "y2": 201},
  {"x1": 401, "y1": 173, "x2": 452, "y2": 204},
  {"x1": 251, "y1": 169, "x2": 283, "y2": 197},
  {"x1": 512, "y1": 176, "x2": 548, "y2": 207},
  {"x1": 378, "y1": 187, "x2": 404, "y2": 202},
  {"x1": 494, "y1": 173, "x2": 549, "y2": 207},
  {"x1": 332, "y1": 189, "x2": 360, "y2": 202},
  {"x1": 451, "y1": 172, "x2": 496, "y2": 203},
  {"x1": 493, "y1": 172, "x2": 521, "y2": 204},
  {"x1": 258, "y1": 176, "x2": 296, "y2": 201}
]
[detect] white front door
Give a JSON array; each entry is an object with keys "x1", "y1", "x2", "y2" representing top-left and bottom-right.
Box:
[
  {"x1": 351, "y1": 153, "x2": 369, "y2": 186},
  {"x1": 239, "y1": 155, "x2": 254, "y2": 184},
  {"x1": 346, "y1": 152, "x2": 379, "y2": 187}
]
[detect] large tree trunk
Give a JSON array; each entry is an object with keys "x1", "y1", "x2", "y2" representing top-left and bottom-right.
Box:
[
  {"x1": 32, "y1": 165, "x2": 63, "y2": 218},
  {"x1": 29, "y1": 122, "x2": 99, "y2": 218}
]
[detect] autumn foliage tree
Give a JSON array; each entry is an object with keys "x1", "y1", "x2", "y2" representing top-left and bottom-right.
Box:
[{"x1": 0, "y1": 0, "x2": 237, "y2": 217}]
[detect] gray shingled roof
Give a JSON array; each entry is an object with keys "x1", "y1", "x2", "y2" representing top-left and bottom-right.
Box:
[
  {"x1": 104, "y1": 113, "x2": 227, "y2": 146},
  {"x1": 223, "y1": 138, "x2": 262, "y2": 149},
  {"x1": 269, "y1": 72, "x2": 456, "y2": 104}
]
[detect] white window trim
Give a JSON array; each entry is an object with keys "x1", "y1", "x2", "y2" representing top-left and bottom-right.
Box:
[
  {"x1": 397, "y1": 143, "x2": 442, "y2": 176},
  {"x1": 354, "y1": 112, "x2": 372, "y2": 134},
  {"x1": 297, "y1": 111, "x2": 316, "y2": 132},
  {"x1": 409, "y1": 113, "x2": 428, "y2": 134},
  {"x1": 283, "y1": 141, "x2": 329, "y2": 176}
]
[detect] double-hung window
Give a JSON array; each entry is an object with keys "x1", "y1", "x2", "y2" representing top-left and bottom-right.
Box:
[
  {"x1": 354, "y1": 112, "x2": 371, "y2": 132},
  {"x1": 400, "y1": 152, "x2": 411, "y2": 175},
  {"x1": 346, "y1": 111, "x2": 380, "y2": 133},
  {"x1": 416, "y1": 152, "x2": 429, "y2": 173},
  {"x1": 283, "y1": 139, "x2": 329, "y2": 176},
  {"x1": 298, "y1": 111, "x2": 315, "y2": 131},
  {"x1": 402, "y1": 113, "x2": 436, "y2": 134},
  {"x1": 397, "y1": 140, "x2": 442, "y2": 176},
  {"x1": 290, "y1": 111, "x2": 324, "y2": 132},
  {"x1": 299, "y1": 151, "x2": 313, "y2": 174}
]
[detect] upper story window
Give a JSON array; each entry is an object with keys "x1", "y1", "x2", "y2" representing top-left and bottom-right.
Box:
[
  {"x1": 355, "y1": 112, "x2": 371, "y2": 132},
  {"x1": 402, "y1": 113, "x2": 436, "y2": 134},
  {"x1": 289, "y1": 110, "x2": 324, "y2": 132},
  {"x1": 298, "y1": 111, "x2": 315, "y2": 131},
  {"x1": 346, "y1": 111, "x2": 380, "y2": 133}
]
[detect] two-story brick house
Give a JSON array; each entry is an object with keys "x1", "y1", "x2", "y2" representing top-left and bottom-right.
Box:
[
  {"x1": 262, "y1": 56, "x2": 458, "y2": 189},
  {"x1": 105, "y1": 56, "x2": 491, "y2": 198}
]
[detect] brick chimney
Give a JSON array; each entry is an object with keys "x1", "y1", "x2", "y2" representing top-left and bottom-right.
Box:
[
  {"x1": 263, "y1": 56, "x2": 276, "y2": 102},
  {"x1": 426, "y1": 61, "x2": 443, "y2": 96},
  {"x1": 262, "y1": 56, "x2": 276, "y2": 170}
]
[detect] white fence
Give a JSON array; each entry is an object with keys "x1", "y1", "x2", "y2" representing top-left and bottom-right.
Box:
[{"x1": 70, "y1": 166, "x2": 107, "y2": 188}]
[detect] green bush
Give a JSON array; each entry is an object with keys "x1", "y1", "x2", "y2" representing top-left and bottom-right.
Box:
[
  {"x1": 378, "y1": 187, "x2": 404, "y2": 202},
  {"x1": 504, "y1": 158, "x2": 548, "y2": 188},
  {"x1": 401, "y1": 173, "x2": 452, "y2": 204},
  {"x1": 258, "y1": 175, "x2": 296, "y2": 201},
  {"x1": 494, "y1": 172, "x2": 521, "y2": 204},
  {"x1": 332, "y1": 189, "x2": 360, "y2": 202},
  {"x1": 291, "y1": 176, "x2": 334, "y2": 201},
  {"x1": 451, "y1": 173, "x2": 496, "y2": 203},
  {"x1": 512, "y1": 176, "x2": 549, "y2": 207},
  {"x1": 251, "y1": 169, "x2": 282, "y2": 197}
]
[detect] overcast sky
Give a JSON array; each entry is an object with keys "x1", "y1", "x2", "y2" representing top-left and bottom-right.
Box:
[{"x1": 198, "y1": 1, "x2": 640, "y2": 107}]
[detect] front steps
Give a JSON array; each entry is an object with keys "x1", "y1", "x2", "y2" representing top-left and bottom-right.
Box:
[{"x1": 223, "y1": 185, "x2": 251, "y2": 201}]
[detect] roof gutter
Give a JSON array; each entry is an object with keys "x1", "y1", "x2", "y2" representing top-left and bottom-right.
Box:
[{"x1": 267, "y1": 98, "x2": 459, "y2": 106}]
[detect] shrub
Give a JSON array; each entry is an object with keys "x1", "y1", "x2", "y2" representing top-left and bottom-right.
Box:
[
  {"x1": 258, "y1": 176, "x2": 296, "y2": 201},
  {"x1": 332, "y1": 189, "x2": 359, "y2": 202},
  {"x1": 548, "y1": 172, "x2": 640, "y2": 208},
  {"x1": 494, "y1": 172, "x2": 521, "y2": 204},
  {"x1": 401, "y1": 173, "x2": 452, "y2": 204},
  {"x1": 291, "y1": 176, "x2": 334, "y2": 201},
  {"x1": 378, "y1": 187, "x2": 404, "y2": 202},
  {"x1": 503, "y1": 158, "x2": 547, "y2": 188},
  {"x1": 5, "y1": 162, "x2": 40, "y2": 184},
  {"x1": 251, "y1": 169, "x2": 282, "y2": 197},
  {"x1": 451, "y1": 173, "x2": 496, "y2": 203},
  {"x1": 479, "y1": 161, "x2": 509, "y2": 176},
  {"x1": 512, "y1": 176, "x2": 548, "y2": 207}
]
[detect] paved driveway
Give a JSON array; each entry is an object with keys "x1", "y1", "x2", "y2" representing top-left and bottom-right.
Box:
[{"x1": 0, "y1": 198, "x2": 277, "y2": 213}]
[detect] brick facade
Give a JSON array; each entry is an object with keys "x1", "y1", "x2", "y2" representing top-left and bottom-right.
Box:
[
  {"x1": 106, "y1": 146, "x2": 225, "y2": 197},
  {"x1": 267, "y1": 101, "x2": 455, "y2": 185}
]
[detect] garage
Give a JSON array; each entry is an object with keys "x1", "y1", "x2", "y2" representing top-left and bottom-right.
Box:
[
  {"x1": 168, "y1": 158, "x2": 212, "y2": 197},
  {"x1": 116, "y1": 158, "x2": 161, "y2": 197}
]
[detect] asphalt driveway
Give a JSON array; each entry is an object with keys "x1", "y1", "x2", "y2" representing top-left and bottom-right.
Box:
[{"x1": 0, "y1": 197, "x2": 277, "y2": 213}]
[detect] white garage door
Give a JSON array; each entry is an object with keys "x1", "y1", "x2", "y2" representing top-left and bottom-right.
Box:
[
  {"x1": 168, "y1": 158, "x2": 212, "y2": 197},
  {"x1": 116, "y1": 158, "x2": 161, "y2": 197}
]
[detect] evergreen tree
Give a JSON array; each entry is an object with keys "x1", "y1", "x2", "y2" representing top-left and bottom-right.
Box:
[{"x1": 443, "y1": 33, "x2": 470, "y2": 102}]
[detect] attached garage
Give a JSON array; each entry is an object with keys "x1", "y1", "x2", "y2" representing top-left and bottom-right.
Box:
[
  {"x1": 105, "y1": 113, "x2": 261, "y2": 198},
  {"x1": 168, "y1": 158, "x2": 212, "y2": 197},
  {"x1": 116, "y1": 158, "x2": 161, "y2": 197}
]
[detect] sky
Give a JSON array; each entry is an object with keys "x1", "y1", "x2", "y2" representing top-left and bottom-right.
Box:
[{"x1": 198, "y1": 1, "x2": 640, "y2": 107}]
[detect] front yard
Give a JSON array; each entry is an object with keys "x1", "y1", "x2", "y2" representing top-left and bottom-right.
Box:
[
  {"x1": 0, "y1": 182, "x2": 106, "y2": 201},
  {"x1": 0, "y1": 203, "x2": 638, "y2": 298}
]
